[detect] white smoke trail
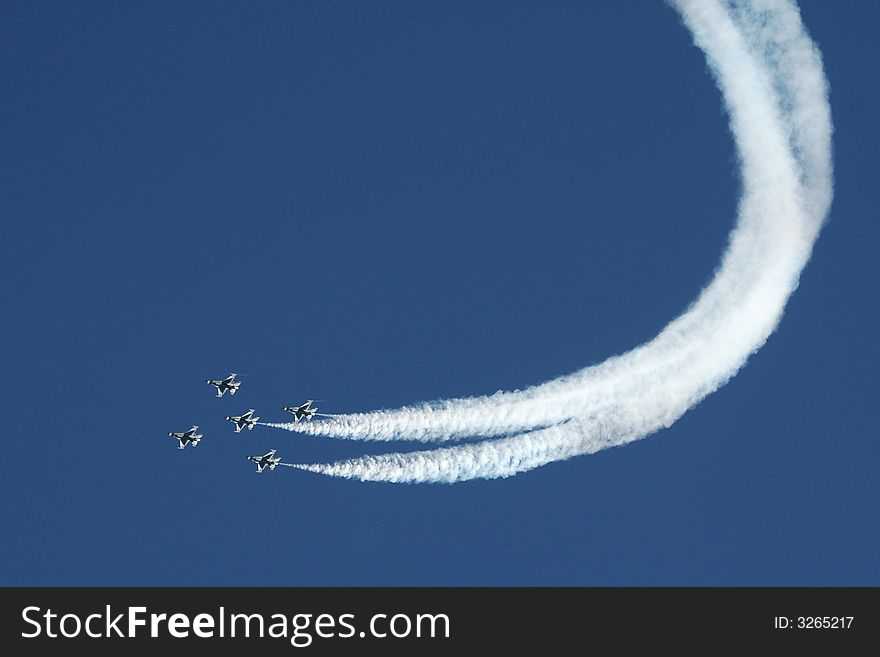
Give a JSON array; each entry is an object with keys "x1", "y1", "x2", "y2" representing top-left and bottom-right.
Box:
[{"x1": 276, "y1": 0, "x2": 832, "y2": 482}]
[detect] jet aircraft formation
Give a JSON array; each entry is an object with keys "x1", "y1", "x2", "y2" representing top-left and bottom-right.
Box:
[{"x1": 165, "y1": 372, "x2": 321, "y2": 474}]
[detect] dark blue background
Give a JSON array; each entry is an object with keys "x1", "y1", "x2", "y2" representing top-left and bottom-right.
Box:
[{"x1": 2, "y1": 1, "x2": 877, "y2": 585}]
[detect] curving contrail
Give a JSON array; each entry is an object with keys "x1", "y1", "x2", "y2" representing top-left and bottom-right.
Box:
[{"x1": 275, "y1": 0, "x2": 833, "y2": 482}]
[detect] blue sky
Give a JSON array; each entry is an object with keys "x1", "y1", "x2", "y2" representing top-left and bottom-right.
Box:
[{"x1": 2, "y1": 0, "x2": 877, "y2": 585}]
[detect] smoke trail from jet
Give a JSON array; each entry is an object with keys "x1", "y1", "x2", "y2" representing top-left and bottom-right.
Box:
[{"x1": 275, "y1": 0, "x2": 832, "y2": 482}]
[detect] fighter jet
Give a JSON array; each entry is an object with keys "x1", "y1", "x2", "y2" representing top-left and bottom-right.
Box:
[
  {"x1": 167, "y1": 426, "x2": 203, "y2": 449},
  {"x1": 205, "y1": 372, "x2": 241, "y2": 398},
  {"x1": 225, "y1": 409, "x2": 259, "y2": 432},
  {"x1": 246, "y1": 449, "x2": 281, "y2": 473},
  {"x1": 283, "y1": 400, "x2": 318, "y2": 421}
]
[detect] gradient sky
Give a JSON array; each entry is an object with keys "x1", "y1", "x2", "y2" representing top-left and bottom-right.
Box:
[{"x1": 2, "y1": 0, "x2": 877, "y2": 585}]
